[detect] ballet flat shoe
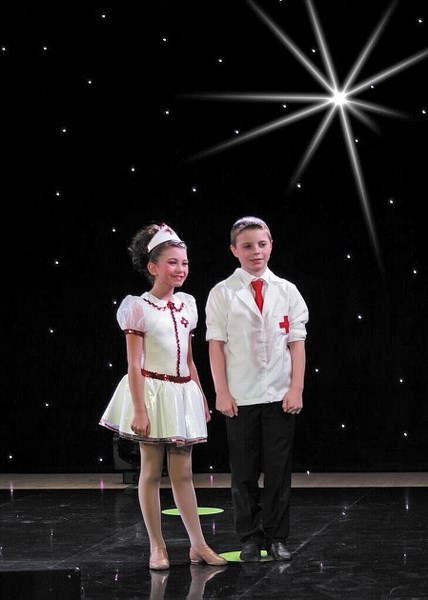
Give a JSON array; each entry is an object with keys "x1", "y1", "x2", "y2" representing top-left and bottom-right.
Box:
[
  {"x1": 189, "y1": 545, "x2": 228, "y2": 566},
  {"x1": 149, "y1": 547, "x2": 170, "y2": 570}
]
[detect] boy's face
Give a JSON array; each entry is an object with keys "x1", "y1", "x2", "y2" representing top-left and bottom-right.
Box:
[{"x1": 230, "y1": 227, "x2": 272, "y2": 276}]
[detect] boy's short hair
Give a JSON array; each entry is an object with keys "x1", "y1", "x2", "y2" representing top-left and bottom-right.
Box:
[{"x1": 230, "y1": 216, "x2": 272, "y2": 246}]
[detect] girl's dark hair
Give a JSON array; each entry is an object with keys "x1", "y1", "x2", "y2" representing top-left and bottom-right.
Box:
[{"x1": 128, "y1": 223, "x2": 187, "y2": 283}]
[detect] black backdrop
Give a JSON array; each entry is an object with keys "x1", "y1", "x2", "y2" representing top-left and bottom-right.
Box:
[{"x1": 2, "y1": 0, "x2": 428, "y2": 473}]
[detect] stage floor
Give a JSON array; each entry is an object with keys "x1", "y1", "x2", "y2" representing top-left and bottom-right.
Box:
[
  {"x1": 2, "y1": 471, "x2": 428, "y2": 490},
  {"x1": 1, "y1": 473, "x2": 428, "y2": 599}
]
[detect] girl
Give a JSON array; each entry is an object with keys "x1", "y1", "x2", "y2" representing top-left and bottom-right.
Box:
[{"x1": 100, "y1": 223, "x2": 227, "y2": 570}]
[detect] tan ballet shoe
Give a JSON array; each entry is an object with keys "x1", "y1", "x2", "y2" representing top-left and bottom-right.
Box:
[
  {"x1": 189, "y1": 544, "x2": 227, "y2": 566},
  {"x1": 149, "y1": 547, "x2": 170, "y2": 570}
]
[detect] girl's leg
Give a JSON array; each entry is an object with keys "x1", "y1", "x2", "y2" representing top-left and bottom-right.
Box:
[
  {"x1": 167, "y1": 445, "x2": 227, "y2": 565},
  {"x1": 167, "y1": 445, "x2": 206, "y2": 549},
  {"x1": 138, "y1": 442, "x2": 166, "y2": 552}
]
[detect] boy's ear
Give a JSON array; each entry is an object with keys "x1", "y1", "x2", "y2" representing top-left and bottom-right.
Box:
[{"x1": 230, "y1": 244, "x2": 239, "y2": 258}]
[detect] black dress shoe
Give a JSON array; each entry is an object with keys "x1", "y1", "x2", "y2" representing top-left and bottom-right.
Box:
[
  {"x1": 240, "y1": 541, "x2": 261, "y2": 562},
  {"x1": 268, "y1": 542, "x2": 292, "y2": 561}
]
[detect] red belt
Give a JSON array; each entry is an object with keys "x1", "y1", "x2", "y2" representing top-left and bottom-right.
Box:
[{"x1": 141, "y1": 368, "x2": 191, "y2": 383}]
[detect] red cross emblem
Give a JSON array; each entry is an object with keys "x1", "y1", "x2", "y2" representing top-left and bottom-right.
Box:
[
  {"x1": 162, "y1": 224, "x2": 174, "y2": 235},
  {"x1": 279, "y1": 315, "x2": 289, "y2": 333}
]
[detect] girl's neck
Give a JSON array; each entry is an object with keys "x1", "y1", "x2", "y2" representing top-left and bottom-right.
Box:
[{"x1": 149, "y1": 284, "x2": 174, "y2": 302}]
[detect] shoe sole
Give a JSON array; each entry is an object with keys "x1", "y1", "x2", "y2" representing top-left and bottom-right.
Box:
[{"x1": 240, "y1": 555, "x2": 261, "y2": 562}]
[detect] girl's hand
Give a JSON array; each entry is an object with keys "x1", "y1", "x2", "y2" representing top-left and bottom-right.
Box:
[
  {"x1": 204, "y1": 402, "x2": 212, "y2": 423},
  {"x1": 131, "y1": 412, "x2": 151, "y2": 437}
]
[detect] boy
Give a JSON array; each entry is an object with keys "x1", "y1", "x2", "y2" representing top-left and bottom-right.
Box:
[{"x1": 205, "y1": 216, "x2": 309, "y2": 562}]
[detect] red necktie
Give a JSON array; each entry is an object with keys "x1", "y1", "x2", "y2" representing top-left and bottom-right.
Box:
[{"x1": 251, "y1": 279, "x2": 264, "y2": 313}]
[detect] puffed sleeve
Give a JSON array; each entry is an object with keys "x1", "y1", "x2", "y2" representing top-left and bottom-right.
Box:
[
  {"x1": 116, "y1": 295, "x2": 145, "y2": 334},
  {"x1": 176, "y1": 292, "x2": 198, "y2": 331}
]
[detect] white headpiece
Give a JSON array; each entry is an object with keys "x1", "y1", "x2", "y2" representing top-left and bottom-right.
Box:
[{"x1": 147, "y1": 223, "x2": 182, "y2": 252}]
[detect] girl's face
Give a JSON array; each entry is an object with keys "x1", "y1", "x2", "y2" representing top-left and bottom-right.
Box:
[
  {"x1": 149, "y1": 247, "x2": 189, "y2": 289},
  {"x1": 230, "y1": 227, "x2": 272, "y2": 276}
]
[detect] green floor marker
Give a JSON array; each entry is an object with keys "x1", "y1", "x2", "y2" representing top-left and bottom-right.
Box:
[
  {"x1": 219, "y1": 550, "x2": 271, "y2": 562},
  {"x1": 162, "y1": 507, "x2": 224, "y2": 516}
]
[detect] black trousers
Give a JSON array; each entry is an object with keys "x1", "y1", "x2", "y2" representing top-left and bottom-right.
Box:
[{"x1": 226, "y1": 402, "x2": 295, "y2": 545}]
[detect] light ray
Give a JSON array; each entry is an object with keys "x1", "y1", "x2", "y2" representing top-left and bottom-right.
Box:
[
  {"x1": 338, "y1": 105, "x2": 381, "y2": 265},
  {"x1": 190, "y1": 101, "x2": 331, "y2": 161},
  {"x1": 345, "y1": 104, "x2": 380, "y2": 132},
  {"x1": 182, "y1": 92, "x2": 329, "y2": 104},
  {"x1": 343, "y1": 1, "x2": 397, "y2": 91},
  {"x1": 290, "y1": 105, "x2": 337, "y2": 186},
  {"x1": 347, "y1": 99, "x2": 405, "y2": 119},
  {"x1": 183, "y1": 0, "x2": 428, "y2": 270},
  {"x1": 247, "y1": 0, "x2": 334, "y2": 93},
  {"x1": 305, "y1": 0, "x2": 339, "y2": 91},
  {"x1": 348, "y1": 49, "x2": 428, "y2": 96}
]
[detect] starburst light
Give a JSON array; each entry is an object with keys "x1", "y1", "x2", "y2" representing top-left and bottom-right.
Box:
[{"x1": 184, "y1": 0, "x2": 428, "y2": 270}]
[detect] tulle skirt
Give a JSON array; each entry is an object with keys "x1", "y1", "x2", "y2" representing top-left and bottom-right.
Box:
[{"x1": 99, "y1": 375, "x2": 208, "y2": 446}]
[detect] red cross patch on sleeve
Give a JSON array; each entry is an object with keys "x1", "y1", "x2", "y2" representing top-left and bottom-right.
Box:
[{"x1": 279, "y1": 315, "x2": 289, "y2": 333}]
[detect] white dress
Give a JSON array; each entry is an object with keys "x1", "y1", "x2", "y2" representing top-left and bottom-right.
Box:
[{"x1": 99, "y1": 291, "x2": 207, "y2": 446}]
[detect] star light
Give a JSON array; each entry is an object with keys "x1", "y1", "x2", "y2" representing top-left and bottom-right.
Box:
[{"x1": 184, "y1": 0, "x2": 428, "y2": 270}]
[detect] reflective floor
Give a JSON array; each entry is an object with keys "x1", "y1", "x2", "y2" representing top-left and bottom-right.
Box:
[{"x1": 1, "y1": 476, "x2": 428, "y2": 599}]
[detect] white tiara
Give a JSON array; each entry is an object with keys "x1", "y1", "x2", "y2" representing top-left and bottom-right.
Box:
[{"x1": 147, "y1": 224, "x2": 182, "y2": 252}]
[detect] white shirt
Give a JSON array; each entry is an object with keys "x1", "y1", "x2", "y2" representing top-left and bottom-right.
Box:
[{"x1": 205, "y1": 268, "x2": 309, "y2": 406}]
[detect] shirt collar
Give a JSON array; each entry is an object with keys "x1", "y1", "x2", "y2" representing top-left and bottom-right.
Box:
[{"x1": 236, "y1": 267, "x2": 270, "y2": 286}]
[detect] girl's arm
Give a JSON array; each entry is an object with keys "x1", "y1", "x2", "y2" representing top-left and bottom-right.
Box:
[
  {"x1": 187, "y1": 334, "x2": 211, "y2": 423},
  {"x1": 126, "y1": 333, "x2": 151, "y2": 436}
]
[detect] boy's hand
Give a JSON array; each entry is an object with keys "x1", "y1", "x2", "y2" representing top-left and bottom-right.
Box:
[
  {"x1": 283, "y1": 388, "x2": 303, "y2": 415},
  {"x1": 216, "y1": 391, "x2": 239, "y2": 417}
]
